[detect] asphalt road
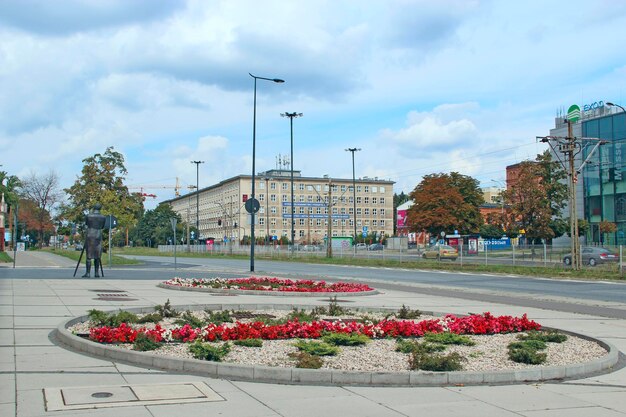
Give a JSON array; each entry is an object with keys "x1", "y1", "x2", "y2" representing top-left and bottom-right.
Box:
[{"x1": 3, "y1": 253, "x2": 626, "y2": 318}]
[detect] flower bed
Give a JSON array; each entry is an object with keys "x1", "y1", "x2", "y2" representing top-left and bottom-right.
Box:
[{"x1": 161, "y1": 277, "x2": 375, "y2": 293}]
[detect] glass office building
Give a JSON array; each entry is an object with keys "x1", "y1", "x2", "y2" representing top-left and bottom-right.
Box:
[{"x1": 581, "y1": 108, "x2": 626, "y2": 244}]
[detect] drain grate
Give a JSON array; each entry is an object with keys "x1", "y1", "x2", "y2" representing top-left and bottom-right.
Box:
[
  {"x1": 88, "y1": 289, "x2": 127, "y2": 293},
  {"x1": 97, "y1": 293, "x2": 128, "y2": 297},
  {"x1": 45, "y1": 382, "x2": 224, "y2": 411},
  {"x1": 94, "y1": 297, "x2": 138, "y2": 301}
]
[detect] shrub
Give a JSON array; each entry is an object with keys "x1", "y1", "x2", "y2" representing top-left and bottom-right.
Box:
[
  {"x1": 136, "y1": 313, "x2": 163, "y2": 324},
  {"x1": 293, "y1": 340, "x2": 340, "y2": 356},
  {"x1": 175, "y1": 311, "x2": 206, "y2": 328},
  {"x1": 204, "y1": 310, "x2": 233, "y2": 324},
  {"x1": 423, "y1": 332, "x2": 476, "y2": 346},
  {"x1": 322, "y1": 332, "x2": 370, "y2": 346},
  {"x1": 87, "y1": 309, "x2": 138, "y2": 327},
  {"x1": 289, "y1": 352, "x2": 323, "y2": 369},
  {"x1": 413, "y1": 351, "x2": 464, "y2": 372},
  {"x1": 189, "y1": 341, "x2": 231, "y2": 361},
  {"x1": 133, "y1": 333, "x2": 162, "y2": 351},
  {"x1": 396, "y1": 339, "x2": 445, "y2": 354},
  {"x1": 507, "y1": 339, "x2": 547, "y2": 364},
  {"x1": 287, "y1": 308, "x2": 319, "y2": 323},
  {"x1": 397, "y1": 304, "x2": 422, "y2": 319},
  {"x1": 327, "y1": 296, "x2": 350, "y2": 316},
  {"x1": 234, "y1": 338, "x2": 263, "y2": 348},
  {"x1": 517, "y1": 330, "x2": 567, "y2": 344},
  {"x1": 87, "y1": 309, "x2": 110, "y2": 326},
  {"x1": 155, "y1": 299, "x2": 178, "y2": 318}
]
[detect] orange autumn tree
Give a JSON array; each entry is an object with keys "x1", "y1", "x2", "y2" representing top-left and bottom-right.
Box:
[{"x1": 407, "y1": 173, "x2": 483, "y2": 237}]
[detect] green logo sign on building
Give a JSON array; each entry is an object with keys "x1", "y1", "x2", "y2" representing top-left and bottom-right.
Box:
[{"x1": 567, "y1": 104, "x2": 581, "y2": 122}]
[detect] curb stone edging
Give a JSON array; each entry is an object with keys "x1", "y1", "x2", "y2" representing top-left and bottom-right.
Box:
[
  {"x1": 55, "y1": 303, "x2": 620, "y2": 387},
  {"x1": 157, "y1": 282, "x2": 380, "y2": 297}
]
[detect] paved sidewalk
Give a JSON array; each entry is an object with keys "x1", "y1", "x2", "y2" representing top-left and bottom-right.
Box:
[
  {"x1": 1, "y1": 259, "x2": 626, "y2": 416},
  {"x1": 2, "y1": 250, "x2": 76, "y2": 268}
]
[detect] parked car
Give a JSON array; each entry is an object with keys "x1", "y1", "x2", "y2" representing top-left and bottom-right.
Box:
[
  {"x1": 563, "y1": 247, "x2": 618, "y2": 267},
  {"x1": 422, "y1": 244, "x2": 458, "y2": 261},
  {"x1": 368, "y1": 243, "x2": 384, "y2": 251},
  {"x1": 302, "y1": 245, "x2": 320, "y2": 251},
  {"x1": 74, "y1": 243, "x2": 83, "y2": 251},
  {"x1": 355, "y1": 243, "x2": 368, "y2": 250}
]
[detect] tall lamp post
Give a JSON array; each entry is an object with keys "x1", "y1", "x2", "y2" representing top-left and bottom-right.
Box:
[
  {"x1": 281, "y1": 111, "x2": 303, "y2": 254},
  {"x1": 190, "y1": 161, "x2": 204, "y2": 243},
  {"x1": 345, "y1": 148, "x2": 361, "y2": 251},
  {"x1": 250, "y1": 73, "x2": 284, "y2": 272}
]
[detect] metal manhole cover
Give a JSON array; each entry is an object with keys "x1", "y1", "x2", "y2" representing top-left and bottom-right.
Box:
[
  {"x1": 92, "y1": 392, "x2": 114, "y2": 398},
  {"x1": 89, "y1": 289, "x2": 127, "y2": 293},
  {"x1": 94, "y1": 297, "x2": 138, "y2": 301}
]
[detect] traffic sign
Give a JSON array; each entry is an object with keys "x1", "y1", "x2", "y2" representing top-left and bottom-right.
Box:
[
  {"x1": 104, "y1": 215, "x2": 118, "y2": 230},
  {"x1": 362, "y1": 232, "x2": 367, "y2": 238},
  {"x1": 362, "y1": 226, "x2": 368, "y2": 232},
  {"x1": 245, "y1": 198, "x2": 260, "y2": 213}
]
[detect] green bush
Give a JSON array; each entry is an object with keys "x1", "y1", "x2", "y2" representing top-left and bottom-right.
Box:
[
  {"x1": 287, "y1": 308, "x2": 319, "y2": 323},
  {"x1": 87, "y1": 309, "x2": 138, "y2": 327},
  {"x1": 397, "y1": 304, "x2": 422, "y2": 319},
  {"x1": 517, "y1": 330, "x2": 567, "y2": 344},
  {"x1": 189, "y1": 341, "x2": 231, "y2": 361},
  {"x1": 204, "y1": 310, "x2": 233, "y2": 324},
  {"x1": 132, "y1": 333, "x2": 162, "y2": 351},
  {"x1": 507, "y1": 339, "x2": 548, "y2": 364},
  {"x1": 293, "y1": 340, "x2": 340, "y2": 356},
  {"x1": 413, "y1": 352, "x2": 465, "y2": 371},
  {"x1": 155, "y1": 299, "x2": 178, "y2": 318},
  {"x1": 289, "y1": 352, "x2": 324, "y2": 369},
  {"x1": 175, "y1": 311, "x2": 206, "y2": 328},
  {"x1": 423, "y1": 332, "x2": 476, "y2": 346},
  {"x1": 322, "y1": 332, "x2": 370, "y2": 346},
  {"x1": 327, "y1": 296, "x2": 351, "y2": 316},
  {"x1": 396, "y1": 339, "x2": 446, "y2": 354},
  {"x1": 234, "y1": 338, "x2": 263, "y2": 348},
  {"x1": 136, "y1": 313, "x2": 163, "y2": 324}
]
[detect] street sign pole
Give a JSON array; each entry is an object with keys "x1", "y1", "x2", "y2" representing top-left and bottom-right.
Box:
[{"x1": 108, "y1": 215, "x2": 112, "y2": 267}]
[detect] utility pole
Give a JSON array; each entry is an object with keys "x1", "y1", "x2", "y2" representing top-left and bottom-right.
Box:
[
  {"x1": 538, "y1": 123, "x2": 606, "y2": 270},
  {"x1": 327, "y1": 179, "x2": 332, "y2": 258}
]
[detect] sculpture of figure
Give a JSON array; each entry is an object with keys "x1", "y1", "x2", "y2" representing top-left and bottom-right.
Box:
[{"x1": 82, "y1": 203, "x2": 106, "y2": 278}]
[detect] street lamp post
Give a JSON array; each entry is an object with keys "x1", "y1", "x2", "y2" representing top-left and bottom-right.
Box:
[
  {"x1": 249, "y1": 73, "x2": 284, "y2": 272},
  {"x1": 345, "y1": 148, "x2": 361, "y2": 252},
  {"x1": 281, "y1": 111, "x2": 303, "y2": 254},
  {"x1": 191, "y1": 161, "x2": 204, "y2": 244}
]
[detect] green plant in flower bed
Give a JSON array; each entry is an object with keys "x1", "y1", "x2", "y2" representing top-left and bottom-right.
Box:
[
  {"x1": 136, "y1": 313, "x2": 163, "y2": 324},
  {"x1": 175, "y1": 311, "x2": 206, "y2": 328},
  {"x1": 396, "y1": 304, "x2": 422, "y2": 319},
  {"x1": 327, "y1": 296, "x2": 351, "y2": 316},
  {"x1": 517, "y1": 330, "x2": 567, "y2": 344},
  {"x1": 133, "y1": 333, "x2": 162, "y2": 351},
  {"x1": 155, "y1": 299, "x2": 179, "y2": 318},
  {"x1": 322, "y1": 332, "x2": 370, "y2": 346},
  {"x1": 395, "y1": 339, "x2": 445, "y2": 354},
  {"x1": 233, "y1": 338, "x2": 263, "y2": 347},
  {"x1": 289, "y1": 351, "x2": 324, "y2": 369},
  {"x1": 287, "y1": 308, "x2": 319, "y2": 323},
  {"x1": 204, "y1": 309, "x2": 233, "y2": 324},
  {"x1": 293, "y1": 340, "x2": 340, "y2": 356},
  {"x1": 507, "y1": 340, "x2": 548, "y2": 364},
  {"x1": 88, "y1": 309, "x2": 138, "y2": 327},
  {"x1": 189, "y1": 341, "x2": 231, "y2": 361},
  {"x1": 423, "y1": 332, "x2": 476, "y2": 346},
  {"x1": 412, "y1": 351, "x2": 465, "y2": 372}
]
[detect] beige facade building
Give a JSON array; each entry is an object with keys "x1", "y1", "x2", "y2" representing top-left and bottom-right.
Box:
[{"x1": 165, "y1": 169, "x2": 394, "y2": 244}]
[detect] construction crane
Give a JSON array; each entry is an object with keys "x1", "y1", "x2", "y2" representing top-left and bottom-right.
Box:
[{"x1": 128, "y1": 177, "x2": 196, "y2": 198}]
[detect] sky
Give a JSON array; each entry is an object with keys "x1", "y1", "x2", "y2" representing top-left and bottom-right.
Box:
[{"x1": 1, "y1": 0, "x2": 626, "y2": 210}]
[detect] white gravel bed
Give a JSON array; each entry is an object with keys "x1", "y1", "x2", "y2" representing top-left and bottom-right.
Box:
[{"x1": 68, "y1": 309, "x2": 608, "y2": 372}]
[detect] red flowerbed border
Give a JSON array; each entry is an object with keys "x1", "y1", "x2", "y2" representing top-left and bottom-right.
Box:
[{"x1": 89, "y1": 312, "x2": 541, "y2": 344}]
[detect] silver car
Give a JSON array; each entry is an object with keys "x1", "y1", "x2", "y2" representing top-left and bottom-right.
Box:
[{"x1": 562, "y1": 247, "x2": 618, "y2": 267}]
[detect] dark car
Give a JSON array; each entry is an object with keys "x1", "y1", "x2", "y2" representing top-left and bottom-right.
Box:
[
  {"x1": 368, "y1": 243, "x2": 384, "y2": 251},
  {"x1": 563, "y1": 247, "x2": 618, "y2": 267}
]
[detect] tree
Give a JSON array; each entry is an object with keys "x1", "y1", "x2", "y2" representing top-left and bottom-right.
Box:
[
  {"x1": 407, "y1": 172, "x2": 483, "y2": 236},
  {"x1": 536, "y1": 150, "x2": 568, "y2": 239},
  {"x1": 19, "y1": 170, "x2": 63, "y2": 248},
  {"x1": 479, "y1": 223, "x2": 505, "y2": 239},
  {"x1": 131, "y1": 203, "x2": 184, "y2": 246},
  {"x1": 62, "y1": 147, "x2": 144, "y2": 243}
]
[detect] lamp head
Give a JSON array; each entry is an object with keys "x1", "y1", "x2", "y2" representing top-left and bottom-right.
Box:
[{"x1": 606, "y1": 102, "x2": 615, "y2": 107}]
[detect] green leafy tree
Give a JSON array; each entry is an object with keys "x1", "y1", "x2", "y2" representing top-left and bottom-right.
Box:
[
  {"x1": 0, "y1": 171, "x2": 21, "y2": 235},
  {"x1": 62, "y1": 147, "x2": 144, "y2": 243},
  {"x1": 536, "y1": 151, "x2": 568, "y2": 239},
  {"x1": 407, "y1": 172, "x2": 483, "y2": 236},
  {"x1": 131, "y1": 203, "x2": 185, "y2": 246},
  {"x1": 479, "y1": 223, "x2": 505, "y2": 239}
]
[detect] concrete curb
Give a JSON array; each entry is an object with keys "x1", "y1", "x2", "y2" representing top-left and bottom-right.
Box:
[
  {"x1": 156, "y1": 282, "x2": 380, "y2": 297},
  {"x1": 56, "y1": 303, "x2": 620, "y2": 387}
]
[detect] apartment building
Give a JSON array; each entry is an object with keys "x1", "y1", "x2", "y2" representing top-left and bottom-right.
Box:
[{"x1": 165, "y1": 169, "x2": 394, "y2": 244}]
